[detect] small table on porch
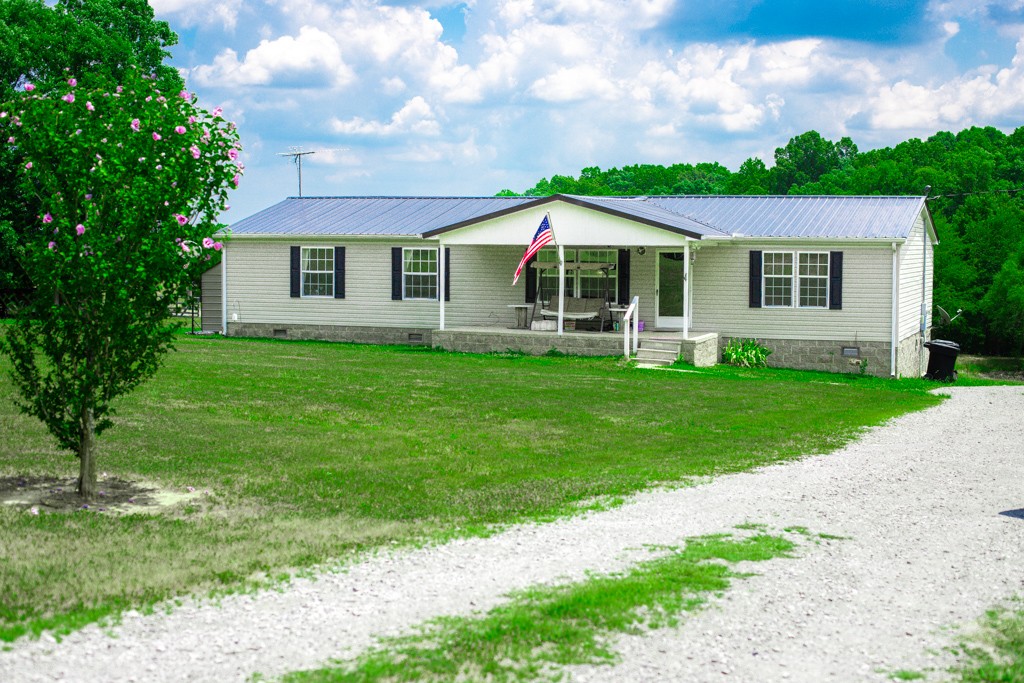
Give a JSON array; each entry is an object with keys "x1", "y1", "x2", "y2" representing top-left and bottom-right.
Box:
[
  {"x1": 608, "y1": 306, "x2": 630, "y2": 331},
  {"x1": 507, "y1": 304, "x2": 532, "y2": 329}
]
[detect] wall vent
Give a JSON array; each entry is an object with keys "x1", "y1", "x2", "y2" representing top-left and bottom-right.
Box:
[
  {"x1": 841, "y1": 346, "x2": 860, "y2": 358},
  {"x1": 273, "y1": 329, "x2": 288, "y2": 339},
  {"x1": 408, "y1": 333, "x2": 424, "y2": 343}
]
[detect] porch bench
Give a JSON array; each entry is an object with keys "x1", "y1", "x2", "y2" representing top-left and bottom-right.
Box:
[{"x1": 539, "y1": 295, "x2": 610, "y2": 331}]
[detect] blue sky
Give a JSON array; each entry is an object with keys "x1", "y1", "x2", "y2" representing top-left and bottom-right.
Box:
[{"x1": 151, "y1": 0, "x2": 1024, "y2": 220}]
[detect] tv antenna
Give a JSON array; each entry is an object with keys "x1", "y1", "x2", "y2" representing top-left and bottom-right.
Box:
[{"x1": 277, "y1": 147, "x2": 347, "y2": 197}]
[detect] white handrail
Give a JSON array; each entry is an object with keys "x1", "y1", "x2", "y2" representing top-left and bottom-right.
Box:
[{"x1": 622, "y1": 295, "x2": 640, "y2": 359}]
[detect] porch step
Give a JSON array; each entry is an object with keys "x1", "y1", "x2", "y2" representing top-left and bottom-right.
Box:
[
  {"x1": 634, "y1": 348, "x2": 679, "y2": 366},
  {"x1": 642, "y1": 338, "x2": 684, "y2": 353}
]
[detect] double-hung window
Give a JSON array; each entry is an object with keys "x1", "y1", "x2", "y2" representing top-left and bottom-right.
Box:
[
  {"x1": 798, "y1": 252, "x2": 829, "y2": 308},
  {"x1": 403, "y1": 247, "x2": 438, "y2": 300},
  {"x1": 301, "y1": 247, "x2": 334, "y2": 297},
  {"x1": 762, "y1": 251, "x2": 829, "y2": 308},
  {"x1": 762, "y1": 252, "x2": 793, "y2": 307}
]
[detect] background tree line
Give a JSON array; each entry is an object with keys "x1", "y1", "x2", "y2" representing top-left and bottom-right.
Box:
[{"x1": 499, "y1": 128, "x2": 1024, "y2": 356}]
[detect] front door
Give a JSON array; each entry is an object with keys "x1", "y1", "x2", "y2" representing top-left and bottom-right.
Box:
[{"x1": 656, "y1": 251, "x2": 686, "y2": 329}]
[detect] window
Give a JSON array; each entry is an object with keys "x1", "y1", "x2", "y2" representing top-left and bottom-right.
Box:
[
  {"x1": 301, "y1": 247, "x2": 333, "y2": 297},
  {"x1": 798, "y1": 252, "x2": 829, "y2": 308},
  {"x1": 535, "y1": 248, "x2": 617, "y2": 300},
  {"x1": 762, "y1": 252, "x2": 793, "y2": 307},
  {"x1": 578, "y1": 249, "x2": 618, "y2": 299},
  {"x1": 403, "y1": 248, "x2": 437, "y2": 300},
  {"x1": 761, "y1": 251, "x2": 830, "y2": 308}
]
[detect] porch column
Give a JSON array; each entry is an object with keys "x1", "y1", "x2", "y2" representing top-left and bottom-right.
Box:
[
  {"x1": 683, "y1": 240, "x2": 690, "y2": 339},
  {"x1": 557, "y1": 244, "x2": 565, "y2": 336},
  {"x1": 438, "y1": 242, "x2": 446, "y2": 331}
]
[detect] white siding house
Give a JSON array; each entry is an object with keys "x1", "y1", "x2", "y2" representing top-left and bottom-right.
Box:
[{"x1": 207, "y1": 194, "x2": 937, "y2": 377}]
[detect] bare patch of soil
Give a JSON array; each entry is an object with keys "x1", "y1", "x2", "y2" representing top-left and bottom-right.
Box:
[{"x1": 0, "y1": 474, "x2": 204, "y2": 514}]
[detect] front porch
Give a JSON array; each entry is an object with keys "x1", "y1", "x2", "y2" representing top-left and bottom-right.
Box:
[{"x1": 432, "y1": 326, "x2": 718, "y2": 366}]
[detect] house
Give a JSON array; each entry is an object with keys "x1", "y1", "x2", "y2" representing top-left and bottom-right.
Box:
[{"x1": 201, "y1": 194, "x2": 936, "y2": 377}]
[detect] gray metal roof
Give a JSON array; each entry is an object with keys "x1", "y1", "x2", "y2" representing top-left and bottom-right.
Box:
[
  {"x1": 228, "y1": 196, "x2": 535, "y2": 236},
  {"x1": 647, "y1": 195, "x2": 927, "y2": 240},
  {"x1": 229, "y1": 194, "x2": 927, "y2": 240}
]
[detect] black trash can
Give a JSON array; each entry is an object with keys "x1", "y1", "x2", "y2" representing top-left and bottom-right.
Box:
[{"x1": 924, "y1": 340, "x2": 960, "y2": 381}]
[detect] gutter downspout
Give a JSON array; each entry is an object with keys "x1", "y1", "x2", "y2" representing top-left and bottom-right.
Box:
[
  {"x1": 221, "y1": 245, "x2": 228, "y2": 336},
  {"x1": 890, "y1": 242, "x2": 899, "y2": 377}
]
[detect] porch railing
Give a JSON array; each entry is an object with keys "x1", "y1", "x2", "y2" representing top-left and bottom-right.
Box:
[{"x1": 622, "y1": 295, "x2": 639, "y2": 359}]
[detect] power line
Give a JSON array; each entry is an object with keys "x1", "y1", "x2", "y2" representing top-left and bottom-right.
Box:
[{"x1": 927, "y1": 187, "x2": 1024, "y2": 199}]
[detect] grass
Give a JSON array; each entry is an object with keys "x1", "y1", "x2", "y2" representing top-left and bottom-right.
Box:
[
  {"x1": 954, "y1": 604, "x2": 1024, "y2": 682},
  {"x1": 282, "y1": 532, "x2": 797, "y2": 682},
  {"x1": 0, "y1": 334, "x2": 944, "y2": 641}
]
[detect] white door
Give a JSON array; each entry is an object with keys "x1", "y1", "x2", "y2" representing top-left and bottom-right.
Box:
[{"x1": 656, "y1": 251, "x2": 686, "y2": 329}]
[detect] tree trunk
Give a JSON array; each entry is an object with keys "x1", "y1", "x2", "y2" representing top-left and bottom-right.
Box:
[{"x1": 77, "y1": 406, "x2": 97, "y2": 500}]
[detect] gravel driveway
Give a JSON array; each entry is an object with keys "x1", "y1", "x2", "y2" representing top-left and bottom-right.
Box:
[{"x1": 2, "y1": 385, "x2": 1022, "y2": 683}]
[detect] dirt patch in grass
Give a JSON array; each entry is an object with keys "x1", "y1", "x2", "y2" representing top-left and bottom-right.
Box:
[{"x1": 0, "y1": 475, "x2": 203, "y2": 515}]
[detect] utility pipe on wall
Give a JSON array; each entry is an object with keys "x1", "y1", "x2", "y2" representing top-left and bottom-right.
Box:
[{"x1": 890, "y1": 241, "x2": 900, "y2": 377}]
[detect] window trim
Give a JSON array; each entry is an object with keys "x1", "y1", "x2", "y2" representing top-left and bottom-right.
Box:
[
  {"x1": 761, "y1": 250, "x2": 830, "y2": 309},
  {"x1": 300, "y1": 246, "x2": 334, "y2": 298},
  {"x1": 402, "y1": 247, "x2": 438, "y2": 301}
]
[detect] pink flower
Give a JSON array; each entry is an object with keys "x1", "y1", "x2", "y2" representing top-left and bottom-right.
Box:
[
  {"x1": 213, "y1": 242, "x2": 223, "y2": 251},
  {"x1": 85, "y1": 194, "x2": 92, "y2": 200},
  {"x1": 7, "y1": 137, "x2": 14, "y2": 144},
  {"x1": 190, "y1": 145, "x2": 200, "y2": 159},
  {"x1": 24, "y1": 83, "x2": 35, "y2": 91},
  {"x1": 227, "y1": 148, "x2": 239, "y2": 161},
  {"x1": 174, "y1": 214, "x2": 188, "y2": 225},
  {"x1": 115, "y1": 85, "x2": 123, "y2": 93},
  {"x1": 179, "y1": 90, "x2": 192, "y2": 101},
  {"x1": 202, "y1": 237, "x2": 214, "y2": 249},
  {"x1": 62, "y1": 93, "x2": 75, "y2": 104},
  {"x1": 76, "y1": 224, "x2": 85, "y2": 236},
  {"x1": 152, "y1": 132, "x2": 162, "y2": 141},
  {"x1": 24, "y1": 161, "x2": 32, "y2": 170},
  {"x1": 86, "y1": 101, "x2": 94, "y2": 111},
  {"x1": 0, "y1": 112, "x2": 5, "y2": 118},
  {"x1": 180, "y1": 242, "x2": 190, "y2": 253},
  {"x1": 42, "y1": 213, "x2": 53, "y2": 223},
  {"x1": 188, "y1": 115, "x2": 196, "y2": 124},
  {"x1": 130, "y1": 118, "x2": 140, "y2": 132},
  {"x1": 47, "y1": 241, "x2": 56, "y2": 251},
  {"x1": 212, "y1": 106, "x2": 223, "y2": 117},
  {"x1": 232, "y1": 173, "x2": 241, "y2": 187},
  {"x1": 68, "y1": 78, "x2": 77, "y2": 86},
  {"x1": 174, "y1": 125, "x2": 186, "y2": 134}
]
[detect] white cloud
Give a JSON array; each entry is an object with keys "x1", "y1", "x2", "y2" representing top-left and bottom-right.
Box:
[
  {"x1": 150, "y1": 0, "x2": 242, "y2": 29},
  {"x1": 330, "y1": 96, "x2": 441, "y2": 136},
  {"x1": 528, "y1": 65, "x2": 619, "y2": 102},
  {"x1": 868, "y1": 37, "x2": 1024, "y2": 130},
  {"x1": 191, "y1": 26, "x2": 354, "y2": 88}
]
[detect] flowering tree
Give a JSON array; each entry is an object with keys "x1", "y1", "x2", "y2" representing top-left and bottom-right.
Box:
[{"x1": 0, "y1": 68, "x2": 241, "y2": 499}]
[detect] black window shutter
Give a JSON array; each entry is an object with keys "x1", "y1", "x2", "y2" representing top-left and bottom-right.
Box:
[
  {"x1": 334, "y1": 246, "x2": 345, "y2": 299},
  {"x1": 617, "y1": 249, "x2": 631, "y2": 304},
  {"x1": 444, "y1": 247, "x2": 451, "y2": 302},
  {"x1": 525, "y1": 253, "x2": 538, "y2": 303},
  {"x1": 749, "y1": 251, "x2": 762, "y2": 308},
  {"x1": 290, "y1": 246, "x2": 301, "y2": 298},
  {"x1": 829, "y1": 251, "x2": 843, "y2": 310},
  {"x1": 391, "y1": 247, "x2": 403, "y2": 300}
]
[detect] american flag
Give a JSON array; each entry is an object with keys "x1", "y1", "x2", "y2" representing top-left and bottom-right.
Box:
[{"x1": 512, "y1": 215, "x2": 554, "y2": 286}]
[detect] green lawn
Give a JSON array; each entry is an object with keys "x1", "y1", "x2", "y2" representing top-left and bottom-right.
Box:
[{"x1": 0, "y1": 335, "x2": 943, "y2": 641}]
